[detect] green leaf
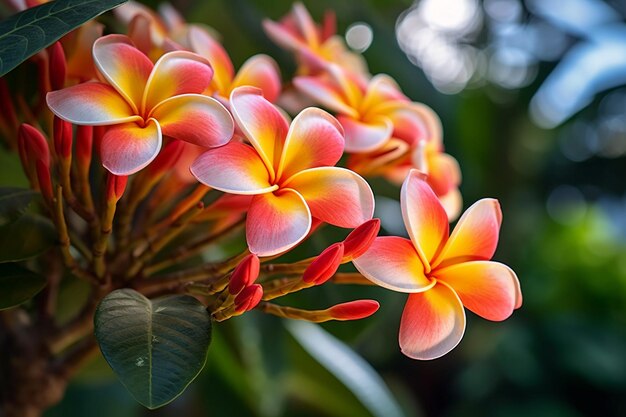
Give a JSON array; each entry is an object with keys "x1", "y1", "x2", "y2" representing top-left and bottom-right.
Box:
[
  {"x1": 0, "y1": 0, "x2": 128, "y2": 77},
  {"x1": 0, "y1": 213, "x2": 56, "y2": 263},
  {"x1": 286, "y1": 320, "x2": 406, "y2": 417},
  {"x1": 0, "y1": 187, "x2": 37, "y2": 226},
  {"x1": 94, "y1": 289, "x2": 212, "y2": 409},
  {"x1": 0, "y1": 263, "x2": 46, "y2": 310}
]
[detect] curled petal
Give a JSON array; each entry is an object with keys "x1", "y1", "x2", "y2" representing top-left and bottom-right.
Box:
[
  {"x1": 100, "y1": 119, "x2": 161, "y2": 176},
  {"x1": 401, "y1": 169, "x2": 449, "y2": 270},
  {"x1": 47, "y1": 82, "x2": 141, "y2": 125},
  {"x1": 230, "y1": 87, "x2": 289, "y2": 177},
  {"x1": 433, "y1": 199, "x2": 502, "y2": 269},
  {"x1": 384, "y1": 104, "x2": 430, "y2": 145},
  {"x1": 190, "y1": 142, "x2": 275, "y2": 194},
  {"x1": 435, "y1": 261, "x2": 519, "y2": 321},
  {"x1": 92, "y1": 35, "x2": 153, "y2": 112},
  {"x1": 232, "y1": 54, "x2": 282, "y2": 103},
  {"x1": 142, "y1": 51, "x2": 214, "y2": 112},
  {"x1": 150, "y1": 94, "x2": 234, "y2": 147},
  {"x1": 361, "y1": 74, "x2": 407, "y2": 112},
  {"x1": 293, "y1": 75, "x2": 358, "y2": 117},
  {"x1": 353, "y1": 236, "x2": 433, "y2": 292},
  {"x1": 426, "y1": 152, "x2": 462, "y2": 198},
  {"x1": 277, "y1": 107, "x2": 344, "y2": 181},
  {"x1": 246, "y1": 189, "x2": 311, "y2": 257},
  {"x1": 285, "y1": 167, "x2": 374, "y2": 228},
  {"x1": 339, "y1": 115, "x2": 393, "y2": 153},
  {"x1": 399, "y1": 281, "x2": 466, "y2": 360},
  {"x1": 188, "y1": 25, "x2": 234, "y2": 95}
]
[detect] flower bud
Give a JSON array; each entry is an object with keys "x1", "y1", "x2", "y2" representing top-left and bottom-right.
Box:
[
  {"x1": 48, "y1": 42, "x2": 67, "y2": 91},
  {"x1": 302, "y1": 242, "x2": 343, "y2": 285},
  {"x1": 327, "y1": 300, "x2": 380, "y2": 321},
  {"x1": 342, "y1": 218, "x2": 380, "y2": 262},
  {"x1": 106, "y1": 173, "x2": 128, "y2": 202},
  {"x1": 53, "y1": 116, "x2": 72, "y2": 159},
  {"x1": 228, "y1": 253, "x2": 260, "y2": 295},
  {"x1": 18, "y1": 124, "x2": 50, "y2": 185},
  {"x1": 234, "y1": 284, "x2": 263, "y2": 313},
  {"x1": 75, "y1": 125, "x2": 93, "y2": 164},
  {"x1": 0, "y1": 79, "x2": 18, "y2": 134}
]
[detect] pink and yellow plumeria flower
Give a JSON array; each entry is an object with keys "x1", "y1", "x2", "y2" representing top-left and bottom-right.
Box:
[
  {"x1": 353, "y1": 170, "x2": 522, "y2": 360},
  {"x1": 191, "y1": 86, "x2": 375, "y2": 256},
  {"x1": 46, "y1": 34, "x2": 234, "y2": 176},
  {"x1": 188, "y1": 26, "x2": 281, "y2": 104},
  {"x1": 294, "y1": 65, "x2": 421, "y2": 153},
  {"x1": 263, "y1": 2, "x2": 367, "y2": 76}
]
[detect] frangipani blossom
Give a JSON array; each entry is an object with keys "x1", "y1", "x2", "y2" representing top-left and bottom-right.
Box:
[
  {"x1": 46, "y1": 35, "x2": 234, "y2": 175},
  {"x1": 353, "y1": 170, "x2": 522, "y2": 360},
  {"x1": 263, "y1": 2, "x2": 367, "y2": 76},
  {"x1": 191, "y1": 87, "x2": 375, "y2": 256},
  {"x1": 188, "y1": 26, "x2": 281, "y2": 104}
]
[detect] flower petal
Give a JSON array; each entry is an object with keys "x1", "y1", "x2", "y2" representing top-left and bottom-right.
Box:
[
  {"x1": 276, "y1": 108, "x2": 344, "y2": 181},
  {"x1": 262, "y1": 18, "x2": 306, "y2": 52},
  {"x1": 436, "y1": 261, "x2": 519, "y2": 321},
  {"x1": 432, "y1": 199, "x2": 502, "y2": 269},
  {"x1": 352, "y1": 236, "x2": 433, "y2": 292},
  {"x1": 100, "y1": 119, "x2": 161, "y2": 175},
  {"x1": 401, "y1": 169, "x2": 449, "y2": 269},
  {"x1": 230, "y1": 86, "x2": 289, "y2": 177},
  {"x1": 293, "y1": 75, "x2": 358, "y2": 117},
  {"x1": 384, "y1": 104, "x2": 430, "y2": 145},
  {"x1": 339, "y1": 115, "x2": 393, "y2": 153},
  {"x1": 150, "y1": 94, "x2": 234, "y2": 147},
  {"x1": 246, "y1": 189, "x2": 311, "y2": 256},
  {"x1": 292, "y1": 2, "x2": 319, "y2": 48},
  {"x1": 46, "y1": 82, "x2": 141, "y2": 125},
  {"x1": 285, "y1": 167, "x2": 374, "y2": 228},
  {"x1": 426, "y1": 152, "x2": 462, "y2": 198},
  {"x1": 232, "y1": 54, "x2": 282, "y2": 103},
  {"x1": 399, "y1": 281, "x2": 466, "y2": 360},
  {"x1": 142, "y1": 51, "x2": 214, "y2": 113},
  {"x1": 92, "y1": 35, "x2": 153, "y2": 112},
  {"x1": 188, "y1": 25, "x2": 234, "y2": 95},
  {"x1": 190, "y1": 142, "x2": 276, "y2": 194},
  {"x1": 361, "y1": 74, "x2": 407, "y2": 112}
]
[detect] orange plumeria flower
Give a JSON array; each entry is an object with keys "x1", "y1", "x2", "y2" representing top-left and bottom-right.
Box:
[
  {"x1": 263, "y1": 2, "x2": 367, "y2": 76},
  {"x1": 353, "y1": 170, "x2": 522, "y2": 360},
  {"x1": 47, "y1": 35, "x2": 234, "y2": 175},
  {"x1": 191, "y1": 86, "x2": 375, "y2": 256}
]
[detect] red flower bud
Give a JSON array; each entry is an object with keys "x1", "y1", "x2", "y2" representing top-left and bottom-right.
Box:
[
  {"x1": 106, "y1": 173, "x2": 128, "y2": 202},
  {"x1": 0, "y1": 79, "x2": 18, "y2": 133},
  {"x1": 35, "y1": 159, "x2": 53, "y2": 203},
  {"x1": 75, "y1": 125, "x2": 93, "y2": 164},
  {"x1": 228, "y1": 253, "x2": 260, "y2": 295},
  {"x1": 234, "y1": 284, "x2": 263, "y2": 313},
  {"x1": 48, "y1": 42, "x2": 66, "y2": 91},
  {"x1": 53, "y1": 116, "x2": 72, "y2": 158},
  {"x1": 328, "y1": 300, "x2": 380, "y2": 321},
  {"x1": 302, "y1": 242, "x2": 344, "y2": 285},
  {"x1": 342, "y1": 218, "x2": 380, "y2": 262},
  {"x1": 18, "y1": 124, "x2": 51, "y2": 184}
]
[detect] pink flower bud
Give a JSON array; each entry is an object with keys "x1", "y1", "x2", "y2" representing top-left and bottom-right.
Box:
[
  {"x1": 234, "y1": 284, "x2": 263, "y2": 313},
  {"x1": 342, "y1": 218, "x2": 380, "y2": 262},
  {"x1": 53, "y1": 116, "x2": 72, "y2": 158},
  {"x1": 18, "y1": 124, "x2": 50, "y2": 183},
  {"x1": 228, "y1": 254, "x2": 260, "y2": 295},
  {"x1": 302, "y1": 242, "x2": 344, "y2": 285},
  {"x1": 106, "y1": 174, "x2": 128, "y2": 202},
  {"x1": 48, "y1": 42, "x2": 66, "y2": 91},
  {"x1": 328, "y1": 300, "x2": 380, "y2": 321}
]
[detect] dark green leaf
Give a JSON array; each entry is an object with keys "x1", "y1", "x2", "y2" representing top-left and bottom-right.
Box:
[
  {"x1": 0, "y1": 0, "x2": 128, "y2": 77},
  {"x1": 0, "y1": 187, "x2": 37, "y2": 226},
  {"x1": 0, "y1": 213, "x2": 56, "y2": 262},
  {"x1": 94, "y1": 289, "x2": 212, "y2": 409},
  {"x1": 0, "y1": 262, "x2": 46, "y2": 310}
]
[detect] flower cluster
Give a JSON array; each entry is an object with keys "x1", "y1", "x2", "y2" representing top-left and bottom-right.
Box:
[{"x1": 1, "y1": 0, "x2": 521, "y2": 368}]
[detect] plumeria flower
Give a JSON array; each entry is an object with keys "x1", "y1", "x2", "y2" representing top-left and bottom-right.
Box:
[
  {"x1": 353, "y1": 170, "x2": 522, "y2": 360},
  {"x1": 188, "y1": 26, "x2": 281, "y2": 104},
  {"x1": 47, "y1": 35, "x2": 234, "y2": 175},
  {"x1": 263, "y1": 2, "x2": 367, "y2": 76},
  {"x1": 191, "y1": 86, "x2": 375, "y2": 256}
]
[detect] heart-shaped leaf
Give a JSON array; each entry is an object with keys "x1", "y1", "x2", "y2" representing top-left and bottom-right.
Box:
[
  {"x1": 0, "y1": 0, "x2": 128, "y2": 77},
  {"x1": 94, "y1": 289, "x2": 212, "y2": 409},
  {"x1": 0, "y1": 187, "x2": 37, "y2": 227},
  {"x1": 0, "y1": 214, "x2": 57, "y2": 263},
  {"x1": 0, "y1": 263, "x2": 46, "y2": 310}
]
